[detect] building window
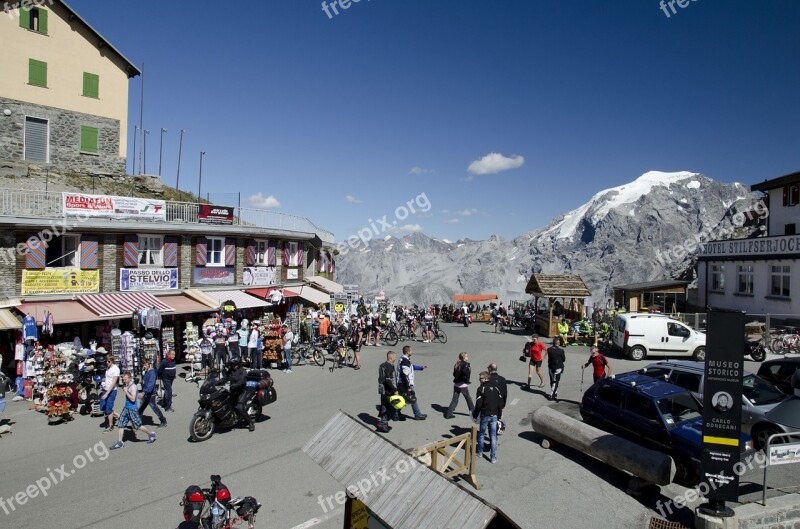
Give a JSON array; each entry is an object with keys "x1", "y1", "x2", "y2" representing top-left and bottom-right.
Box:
[
  {"x1": 24, "y1": 116, "x2": 48, "y2": 162},
  {"x1": 206, "y1": 237, "x2": 225, "y2": 267},
  {"x1": 45, "y1": 234, "x2": 80, "y2": 268},
  {"x1": 82, "y1": 72, "x2": 99, "y2": 98},
  {"x1": 783, "y1": 184, "x2": 800, "y2": 207},
  {"x1": 770, "y1": 265, "x2": 790, "y2": 297},
  {"x1": 80, "y1": 126, "x2": 98, "y2": 154},
  {"x1": 737, "y1": 265, "x2": 754, "y2": 294},
  {"x1": 20, "y1": 7, "x2": 48, "y2": 34},
  {"x1": 288, "y1": 241, "x2": 299, "y2": 266},
  {"x1": 28, "y1": 59, "x2": 47, "y2": 87},
  {"x1": 710, "y1": 265, "x2": 725, "y2": 292},
  {"x1": 255, "y1": 239, "x2": 268, "y2": 265},
  {"x1": 137, "y1": 235, "x2": 163, "y2": 266}
]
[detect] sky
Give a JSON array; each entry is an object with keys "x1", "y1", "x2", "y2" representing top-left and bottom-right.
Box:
[{"x1": 66, "y1": 0, "x2": 800, "y2": 243}]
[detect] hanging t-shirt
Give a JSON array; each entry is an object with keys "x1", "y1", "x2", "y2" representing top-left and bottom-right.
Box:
[{"x1": 22, "y1": 315, "x2": 38, "y2": 341}]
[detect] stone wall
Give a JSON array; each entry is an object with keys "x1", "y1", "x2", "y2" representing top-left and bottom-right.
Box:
[
  {"x1": 102, "y1": 234, "x2": 117, "y2": 293},
  {"x1": 0, "y1": 232, "x2": 17, "y2": 299},
  {"x1": 0, "y1": 97, "x2": 126, "y2": 176}
]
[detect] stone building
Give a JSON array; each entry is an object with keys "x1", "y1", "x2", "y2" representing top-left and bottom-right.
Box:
[{"x1": 0, "y1": 1, "x2": 139, "y2": 176}]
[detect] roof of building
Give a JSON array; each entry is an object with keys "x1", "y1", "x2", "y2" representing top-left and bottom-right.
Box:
[
  {"x1": 525, "y1": 274, "x2": 591, "y2": 298},
  {"x1": 59, "y1": 1, "x2": 141, "y2": 78},
  {"x1": 613, "y1": 279, "x2": 690, "y2": 291},
  {"x1": 751, "y1": 170, "x2": 800, "y2": 192}
]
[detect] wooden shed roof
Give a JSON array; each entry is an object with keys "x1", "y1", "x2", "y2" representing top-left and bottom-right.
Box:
[
  {"x1": 303, "y1": 412, "x2": 520, "y2": 529},
  {"x1": 525, "y1": 274, "x2": 591, "y2": 298}
]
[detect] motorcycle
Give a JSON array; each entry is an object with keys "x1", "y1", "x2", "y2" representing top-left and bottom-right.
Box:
[
  {"x1": 189, "y1": 370, "x2": 276, "y2": 442},
  {"x1": 180, "y1": 474, "x2": 261, "y2": 529},
  {"x1": 745, "y1": 337, "x2": 768, "y2": 362}
]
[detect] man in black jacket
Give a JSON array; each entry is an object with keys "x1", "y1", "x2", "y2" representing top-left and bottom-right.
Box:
[
  {"x1": 215, "y1": 357, "x2": 254, "y2": 431},
  {"x1": 544, "y1": 337, "x2": 566, "y2": 401},
  {"x1": 157, "y1": 350, "x2": 177, "y2": 412},
  {"x1": 472, "y1": 370, "x2": 503, "y2": 463},
  {"x1": 486, "y1": 363, "x2": 508, "y2": 406},
  {"x1": 376, "y1": 351, "x2": 398, "y2": 433}
]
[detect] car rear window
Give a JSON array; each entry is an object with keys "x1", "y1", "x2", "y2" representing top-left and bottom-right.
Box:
[{"x1": 743, "y1": 374, "x2": 786, "y2": 406}]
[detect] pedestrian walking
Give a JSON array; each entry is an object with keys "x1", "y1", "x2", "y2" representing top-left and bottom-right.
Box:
[
  {"x1": 444, "y1": 352, "x2": 474, "y2": 419},
  {"x1": 544, "y1": 337, "x2": 566, "y2": 401},
  {"x1": 110, "y1": 371, "x2": 156, "y2": 450},
  {"x1": 100, "y1": 355, "x2": 120, "y2": 432},
  {"x1": 282, "y1": 324, "x2": 295, "y2": 372},
  {"x1": 252, "y1": 324, "x2": 263, "y2": 370},
  {"x1": 376, "y1": 351, "x2": 398, "y2": 433},
  {"x1": 486, "y1": 363, "x2": 508, "y2": 406},
  {"x1": 525, "y1": 335, "x2": 547, "y2": 389},
  {"x1": 157, "y1": 350, "x2": 177, "y2": 412},
  {"x1": 472, "y1": 370, "x2": 503, "y2": 464},
  {"x1": 348, "y1": 314, "x2": 363, "y2": 370},
  {"x1": 247, "y1": 323, "x2": 259, "y2": 368},
  {"x1": 138, "y1": 359, "x2": 167, "y2": 428},
  {"x1": 397, "y1": 345, "x2": 427, "y2": 420},
  {"x1": 582, "y1": 347, "x2": 612, "y2": 383}
]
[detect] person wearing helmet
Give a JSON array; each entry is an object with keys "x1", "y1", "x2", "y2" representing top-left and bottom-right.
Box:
[
  {"x1": 376, "y1": 350, "x2": 398, "y2": 433},
  {"x1": 215, "y1": 357, "x2": 253, "y2": 431}
]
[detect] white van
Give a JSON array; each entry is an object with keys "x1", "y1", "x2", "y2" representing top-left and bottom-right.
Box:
[{"x1": 612, "y1": 314, "x2": 706, "y2": 361}]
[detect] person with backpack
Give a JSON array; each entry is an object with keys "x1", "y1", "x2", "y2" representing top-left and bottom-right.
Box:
[
  {"x1": 376, "y1": 350, "x2": 398, "y2": 433},
  {"x1": 543, "y1": 337, "x2": 566, "y2": 401},
  {"x1": 444, "y1": 352, "x2": 473, "y2": 419},
  {"x1": 525, "y1": 335, "x2": 547, "y2": 389},
  {"x1": 582, "y1": 347, "x2": 613, "y2": 383},
  {"x1": 472, "y1": 370, "x2": 503, "y2": 464}
]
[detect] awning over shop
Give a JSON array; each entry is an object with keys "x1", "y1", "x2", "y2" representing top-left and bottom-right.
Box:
[
  {"x1": 454, "y1": 294, "x2": 498, "y2": 302},
  {"x1": 200, "y1": 290, "x2": 271, "y2": 310},
  {"x1": 246, "y1": 287, "x2": 299, "y2": 300},
  {"x1": 304, "y1": 276, "x2": 344, "y2": 294},
  {"x1": 0, "y1": 309, "x2": 21, "y2": 330},
  {"x1": 17, "y1": 300, "x2": 107, "y2": 325},
  {"x1": 78, "y1": 292, "x2": 175, "y2": 318},
  {"x1": 156, "y1": 295, "x2": 217, "y2": 315},
  {"x1": 294, "y1": 285, "x2": 330, "y2": 306},
  {"x1": 0, "y1": 298, "x2": 22, "y2": 309},
  {"x1": 183, "y1": 289, "x2": 221, "y2": 309}
]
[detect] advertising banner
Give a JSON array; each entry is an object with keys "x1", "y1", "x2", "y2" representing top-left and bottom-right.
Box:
[
  {"x1": 63, "y1": 193, "x2": 166, "y2": 221},
  {"x1": 21, "y1": 270, "x2": 100, "y2": 295},
  {"x1": 768, "y1": 443, "x2": 800, "y2": 466},
  {"x1": 198, "y1": 204, "x2": 234, "y2": 225},
  {"x1": 193, "y1": 267, "x2": 235, "y2": 285},
  {"x1": 242, "y1": 266, "x2": 277, "y2": 286},
  {"x1": 120, "y1": 268, "x2": 178, "y2": 291},
  {"x1": 286, "y1": 268, "x2": 299, "y2": 280},
  {"x1": 702, "y1": 310, "x2": 745, "y2": 503}
]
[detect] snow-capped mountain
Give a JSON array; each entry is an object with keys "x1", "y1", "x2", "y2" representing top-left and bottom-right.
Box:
[{"x1": 336, "y1": 171, "x2": 758, "y2": 306}]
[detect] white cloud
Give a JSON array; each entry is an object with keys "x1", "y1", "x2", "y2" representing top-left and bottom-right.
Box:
[
  {"x1": 345, "y1": 195, "x2": 362, "y2": 203},
  {"x1": 409, "y1": 166, "x2": 436, "y2": 175},
  {"x1": 444, "y1": 218, "x2": 460, "y2": 224},
  {"x1": 388, "y1": 223, "x2": 423, "y2": 234},
  {"x1": 455, "y1": 208, "x2": 478, "y2": 216},
  {"x1": 467, "y1": 152, "x2": 525, "y2": 175},
  {"x1": 248, "y1": 192, "x2": 280, "y2": 209}
]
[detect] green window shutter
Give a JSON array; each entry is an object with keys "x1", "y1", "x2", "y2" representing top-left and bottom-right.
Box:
[
  {"x1": 83, "y1": 73, "x2": 99, "y2": 98},
  {"x1": 19, "y1": 7, "x2": 30, "y2": 29},
  {"x1": 80, "y1": 126, "x2": 98, "y2": 153},
  {"x1": 38, "y1": 9, "x2": 47, "y2": 34},
  {"x1": 28, "y1": 59, "x2": 47, "y2": 87}
]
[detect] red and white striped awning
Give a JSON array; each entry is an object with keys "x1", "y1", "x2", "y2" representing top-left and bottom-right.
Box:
[{"x1": 78, "y1": 292, "x2": 174, "y2": 318}]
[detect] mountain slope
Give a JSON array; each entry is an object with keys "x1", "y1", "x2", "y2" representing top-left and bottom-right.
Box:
[{"x1": 337, "y1": 171, "x2": 758, "y2": 306}]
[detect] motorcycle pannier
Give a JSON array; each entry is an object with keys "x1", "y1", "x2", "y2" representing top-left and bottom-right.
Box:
[
  {"x1": 182, "y1": 485, "x2": 204, "y2": 522},
  {"x1": 259, "y1": 387, "x2": 277, "y2": 406}
]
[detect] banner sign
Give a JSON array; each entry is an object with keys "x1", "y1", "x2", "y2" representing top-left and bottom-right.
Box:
[
  {"x1": 286, "y1": 268, "x2": 299, "y2": 280},
  {"x1": 63, "y1": 193, "x2": 166, "y2": 221},
  {"x1": 193, "y1": 267, "x2": 235, "y2": 285},
  {"x1": 21, "y1": 270, "x2": 100, "y2": 295},
  {"x1": 198, "y1": 204, "x2": 234, "y2": 225},
  {"x1": 120, "y1": 268, "x2": 178, "y2": 291},
  {"x1": 242, "y1": 266, "x2": 276, "y2": 286},
  {"x1": 768, "y1": 443, "x2": 800, "y2": 466},
  {"x1": 702, "y1": 310, "x2": 745, "y2": 502}
]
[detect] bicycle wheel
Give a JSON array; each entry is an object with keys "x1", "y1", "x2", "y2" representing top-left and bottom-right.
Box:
[
  {"x1": 312, "y1": 347, "x2": 325, "y2": 366},
  {"x1": 771, "y1": 338, "x2": 786, "y2": 355},
  {"x1": 435, "y1": 329, "x2": 447, "y2": 344},
  {"x1": 384, "y1": 330, "x2": 398, "y2": 346},
  {"x1": 345, "y1": 349, "x2": 355, "y2": 366}
]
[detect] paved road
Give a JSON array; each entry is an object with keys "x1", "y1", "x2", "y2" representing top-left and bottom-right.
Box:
[{"x1": 0, "y1": 321, "x2": 795, "y2": 529}]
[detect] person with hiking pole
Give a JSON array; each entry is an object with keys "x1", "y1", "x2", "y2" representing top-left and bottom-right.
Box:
[{"x1": 582, "y1": 347, "x2": 613, "y2": 383}]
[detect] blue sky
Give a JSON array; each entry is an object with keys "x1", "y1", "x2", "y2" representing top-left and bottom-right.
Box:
[{"x1": 67, "y1": 0, "x2": 800, "y2": 242}]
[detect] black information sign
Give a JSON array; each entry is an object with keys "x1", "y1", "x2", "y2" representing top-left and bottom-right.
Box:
[
  {"x1": 198, "y1": 204, "x2": 234, "y2": 225},
  {"x1": 701, "y1": 310, "x2": 745, "y2": 504}
]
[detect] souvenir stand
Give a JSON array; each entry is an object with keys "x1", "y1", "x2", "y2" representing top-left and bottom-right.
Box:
[
  {"x1": 182, "y1": 323, "x2": 202, "y2": 382},
  {"x1": 260, "y1": 314, "x2": 283, "y2": 368}
]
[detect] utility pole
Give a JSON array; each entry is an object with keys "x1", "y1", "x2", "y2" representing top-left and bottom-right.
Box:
[
  {"x1": 138, "y1": 62, "x2": 144, "y2": 175},
  {"x1": 176, "y1": 128, "x2": 185, "y2": 199},
  {"x1": 143, "y1": 129, "x2": 149, "y2": 174},
  {"x1": 158, "y1": 128, "x2": 166, "y2": 176},
  {"x1": 132, "y1": 125, "x2": 138, "y2": 175},
  {"x1": 198, "y1": 150, "x2": 206, "y2": 200}
]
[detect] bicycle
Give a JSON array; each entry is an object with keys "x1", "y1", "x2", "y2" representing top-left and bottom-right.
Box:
[
  {"x1": 290, "y1": 343, "x2": 325, "y2": 366},
  {"x1": 381, "y1": 322, "x2": 399, "y2": 346},
  {"x1": 771, "y1": 329, "x2": 800, "y2": 355},
  {"x1": 432, "y1": 326, "x2": 447, "y2": 344}
]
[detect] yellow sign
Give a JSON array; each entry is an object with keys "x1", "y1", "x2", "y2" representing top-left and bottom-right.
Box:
[
  {"x1": 334, "y1": 303, "x2": 345, "y2": 313},
  {"x1": 349, "y1": 499, "x2": 389, "y2": 529},
  {"x1": 22, "y1": 270, "x2": 100, "y2": 295}
]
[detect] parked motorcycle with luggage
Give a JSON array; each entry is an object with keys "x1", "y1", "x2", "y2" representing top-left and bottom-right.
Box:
[
  {"x1": 189, "y1": 369, "x2": 276, "y2": 442},
  {"x1": 745, "y1": 337, "x2": 768, "y2": 362},
  {"x1": 180, "y1": 474, "x2": 261, "y2": 529}
]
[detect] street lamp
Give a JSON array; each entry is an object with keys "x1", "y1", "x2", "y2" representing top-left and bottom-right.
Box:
[
  {"x1": 158, "y1": 128, "x2": 167, "y2": 176},
  {"x1": 143, "y1": 129, "x2": 149, "y2": 174},
  {"x1": 198, "y1": 150, "x2": 206, "y2": 200},
  {"x1": 176, "y1": 128, "x2": 185, "y2": 198}
]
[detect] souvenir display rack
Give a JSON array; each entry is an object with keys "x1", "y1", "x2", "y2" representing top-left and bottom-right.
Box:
[{"x1": 261, "y1": 315, "x2": 282, "y2": 366}]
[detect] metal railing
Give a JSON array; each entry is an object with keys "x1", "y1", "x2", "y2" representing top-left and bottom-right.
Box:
[{"x1": 0, "y1": 188, "x2": 335, "y2": 244}]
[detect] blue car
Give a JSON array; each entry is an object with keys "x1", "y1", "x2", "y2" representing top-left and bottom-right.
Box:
[{"x1": 580, "y1": 372, "x2": 753, "y2": 485}]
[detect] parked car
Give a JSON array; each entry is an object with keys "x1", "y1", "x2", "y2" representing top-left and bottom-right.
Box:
[
  {"x1": 612, "y1": 314, "x2": 706, "y2": 361},
  {"x1": 580, "y1": 372, "x2": 752, "y2": 485},
  {"x1": 757, "y1": 357, "x2": 800, "y2": 396},
  {"x1": 640, "y1": 360, "x2": 794, "y2": 449}
]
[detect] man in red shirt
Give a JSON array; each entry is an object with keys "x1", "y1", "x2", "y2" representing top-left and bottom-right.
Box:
[
  {"x1": 525, "y1": 335, "x2": 548, "y2": 389},
  {"x1": 582, "y1": 347, "x2": 613, "y2": 383}
]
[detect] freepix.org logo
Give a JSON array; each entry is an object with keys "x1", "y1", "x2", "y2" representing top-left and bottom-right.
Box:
[{"x1": 3, "y1": 0, "x2": 54, "y2": 20}]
